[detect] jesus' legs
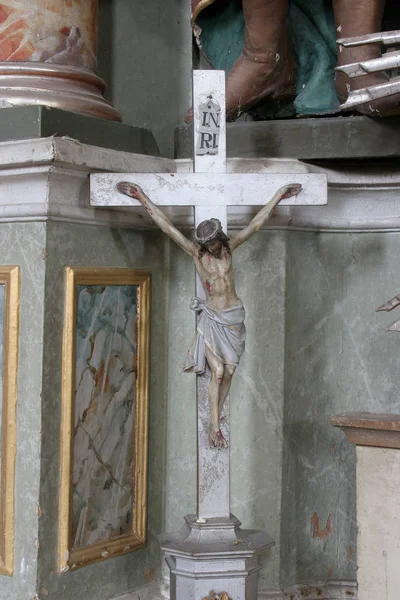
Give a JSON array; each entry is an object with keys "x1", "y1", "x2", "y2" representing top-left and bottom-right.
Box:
[
  {"x1": 205, "y1": 346, "x2": 228, "y2": 448},
  {"x1": 218, "y1": 365, "x2": 236, "y2": 419}
]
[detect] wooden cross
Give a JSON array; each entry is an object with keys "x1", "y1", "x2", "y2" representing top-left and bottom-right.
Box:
[{"x1": 90, "y1": 71, "x2": 327, "y2": 523}]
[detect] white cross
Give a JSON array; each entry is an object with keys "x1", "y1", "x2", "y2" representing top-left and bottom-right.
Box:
[{"x1": 90, "y1": 70, "x2": 327, "y2": 521}]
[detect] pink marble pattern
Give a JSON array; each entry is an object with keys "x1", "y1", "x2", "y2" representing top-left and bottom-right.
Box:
[{"x1": 0, "y1": 0, "x2": 97, "y2": 69}]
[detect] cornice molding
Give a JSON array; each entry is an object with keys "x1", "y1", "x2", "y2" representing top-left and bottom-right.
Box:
[
  {"x1": 0, "y1": 137, "x2": 174, "y2": 173},
  {"x1": 177, "y1": 158, "x2": 400, "y2": 232},
  {"x1": 0, "y1": 138, "x2": 398, "y2": 232},
  {"x1": 0, "y1": 137, "x2": 174, "y2": 229},
  {"x1": 332, "y1": 412, "x2": 400, "y2": 449}
]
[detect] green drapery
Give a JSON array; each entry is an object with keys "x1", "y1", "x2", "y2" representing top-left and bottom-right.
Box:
[{"x1": 195, "y1": 0, "x2": 340, "y2": 116}]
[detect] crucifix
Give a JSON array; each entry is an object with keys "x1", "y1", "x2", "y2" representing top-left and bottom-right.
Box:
[{"x1": 90, "y1": 70, "x2": 327, "y2": 600}]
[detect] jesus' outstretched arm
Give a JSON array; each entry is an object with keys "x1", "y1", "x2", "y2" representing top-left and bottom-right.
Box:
[
  {"x1": 117, "y1": 182, "x2": 194, "y2": 256},
  {"x1": 229, "y1": 183, "x2": 302, "y2": 251}
]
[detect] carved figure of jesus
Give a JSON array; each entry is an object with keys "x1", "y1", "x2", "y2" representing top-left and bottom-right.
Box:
[{"x1": 117, "y1": 181, "x2": 302, "y2": 447}]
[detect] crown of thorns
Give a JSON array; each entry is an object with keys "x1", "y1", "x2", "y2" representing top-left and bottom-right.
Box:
[{"x1": 194, "y1": 218, "x2": 230, "y2": 245}]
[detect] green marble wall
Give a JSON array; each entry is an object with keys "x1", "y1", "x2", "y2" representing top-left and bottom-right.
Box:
[
  {"x1": 232, "y1": 232, "x2": 286, "y2": 589},
  {"x1": 5, "y1": 220, "x2": 396, "y2": 597},
  {"x1": 37, "y1": 223, "x2": 170, "y2": 599},
  {"x1": 163, "y1": 228, "x2": 400, "y2": 591},
  {"x1": 281, "y1": 231, "x2": 400, "y2": 586},
  {"x1": 0, "y1": 221, "x2": 286, "y2": 598},
  {"x1": 0, "y1": 223, "x2": 47, "y2": 599}
]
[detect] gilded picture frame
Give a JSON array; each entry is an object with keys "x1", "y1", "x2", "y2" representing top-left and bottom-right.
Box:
[
  {"x1": 58, "y1": 267, "x2": 150, "y2": 572},
  {"x1": 0, "y1": 266, "x2": 20, "y2": 576}
]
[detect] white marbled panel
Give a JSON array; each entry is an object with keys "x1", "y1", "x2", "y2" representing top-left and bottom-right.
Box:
[{"x1": 72, "y1": 284, "x2": 138, "y2": 549}]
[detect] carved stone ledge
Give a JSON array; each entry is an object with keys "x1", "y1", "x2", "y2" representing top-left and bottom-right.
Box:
[
  {"x1": 176, "y1": 158, "x2": 400, "y2": 232},
  {"x1": 175, "y1": 117, "x2": 400, "y2": 160},
  {"x1": 2, "y1": 138, "x2": 400, "y2": 232},
  {"x1": 0, "y1": 137, "x2": 174, "y2": 228},
  {"x1": 332, "y1": 412, "x2": 400, "y2": 449}
]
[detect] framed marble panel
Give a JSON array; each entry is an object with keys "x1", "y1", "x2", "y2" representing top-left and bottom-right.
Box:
[
  {"x1": 0, "y1": 266, "x2": 19, "y2": 576},
  {"x1": 58, "y1": 268, "x2": 150, "y2": 571}
]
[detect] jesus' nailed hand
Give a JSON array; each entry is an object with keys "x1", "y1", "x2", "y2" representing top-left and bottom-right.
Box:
[{"x1": 117, "y1": 181, "x2": 302, "y2": 448}]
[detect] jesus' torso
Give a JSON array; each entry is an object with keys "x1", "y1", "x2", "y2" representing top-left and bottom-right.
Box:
[{"x1": 192, "y1": 243, "x2": 239, "y2": 312}]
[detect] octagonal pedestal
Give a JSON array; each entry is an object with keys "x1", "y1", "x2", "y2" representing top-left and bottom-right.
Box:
[{"x1": 159, "y1": 514, "x2": 274, "y2": 600}]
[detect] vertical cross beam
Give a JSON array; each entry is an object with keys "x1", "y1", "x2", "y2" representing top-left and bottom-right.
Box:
[{"x1": 193, "y1": 71, "x2": 230, "y2": 519}]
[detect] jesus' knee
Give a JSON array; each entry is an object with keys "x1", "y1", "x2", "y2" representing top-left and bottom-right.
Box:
[
  {"x1": 213, "y1": 366, "x2": 224, "y2": 385},
  {"x1": 225, "y1": 365, "x2": 236, "y2": 379}
]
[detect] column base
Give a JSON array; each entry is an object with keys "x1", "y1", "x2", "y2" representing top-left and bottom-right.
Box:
[
  {"x1": 0, "y1": 106, "x2": 159, "y2": 155},
  {"x1": 0, "y1": 62, "x2": 121, "y2": 122},
  {"x1": 159, "y1": 514, "x2": 274, "y2": 600}
]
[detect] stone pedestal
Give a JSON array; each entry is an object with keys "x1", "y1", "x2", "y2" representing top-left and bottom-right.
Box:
[
  {"x1": 160, "y1": 515, "x2": 273, "y2": 600},
  {"x1": 0, "y1": 0, "x2": 120, "y2": 120},
  {"x1": 332, "y1": 413, "x2": 400, "y2": 600},
  {"x1": 0, "y1": 135, "x2": 172, "y2": 600}
]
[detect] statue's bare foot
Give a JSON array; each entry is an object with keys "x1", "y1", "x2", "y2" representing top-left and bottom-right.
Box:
[
  {"x1": 224, "y1": 46, "x2": 297, "y2": 121},
  {"x1": 209, "y1": 428, "x2": 228, "y2": 449},
  {"x1": 117, "y1": 181, "x2": 143, "y2": 199}
]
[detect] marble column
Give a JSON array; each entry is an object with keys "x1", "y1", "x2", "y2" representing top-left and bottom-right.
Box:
[
  {"x1": 332, "y1": 413, "x2": 400, "y2": 600},
  {"x1": 0, "y1": 0, "x2": 121, "y2": 121}
]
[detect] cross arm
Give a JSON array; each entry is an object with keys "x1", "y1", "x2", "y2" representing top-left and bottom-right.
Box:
[{"x1": 90, "y1": 173, "x2": 327, "y2": 209}]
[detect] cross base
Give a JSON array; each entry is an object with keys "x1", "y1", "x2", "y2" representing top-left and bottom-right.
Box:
[{"x1": 159, "y1": 514, "x2": 274, "y2": 600}]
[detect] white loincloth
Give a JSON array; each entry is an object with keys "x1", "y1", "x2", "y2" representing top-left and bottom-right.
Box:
[{"x1": 184, "y1": 297, "x2": 246, "y2": 374}]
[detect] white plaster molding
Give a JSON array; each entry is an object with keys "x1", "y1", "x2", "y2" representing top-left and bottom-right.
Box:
[
  {"x1": 0, "y1": 137, "x2": 175, "y2": 173},
  {"x1": 356, "y1": 445, "x2": 400, "y2": 599},
  {"x1": 177, "y1": 158, "x2": 400, "y2": 233},
  {"x1": 0, "y1": 137, "x2": 174, "y2": 228},
  {"x1": 0, "y1": 137, "x2": 400, "y2": 232}
]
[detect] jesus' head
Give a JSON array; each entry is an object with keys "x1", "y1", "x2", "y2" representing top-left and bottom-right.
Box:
[{"x1": 194, "y1": 218, "x2": 230, "y2": 258}]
